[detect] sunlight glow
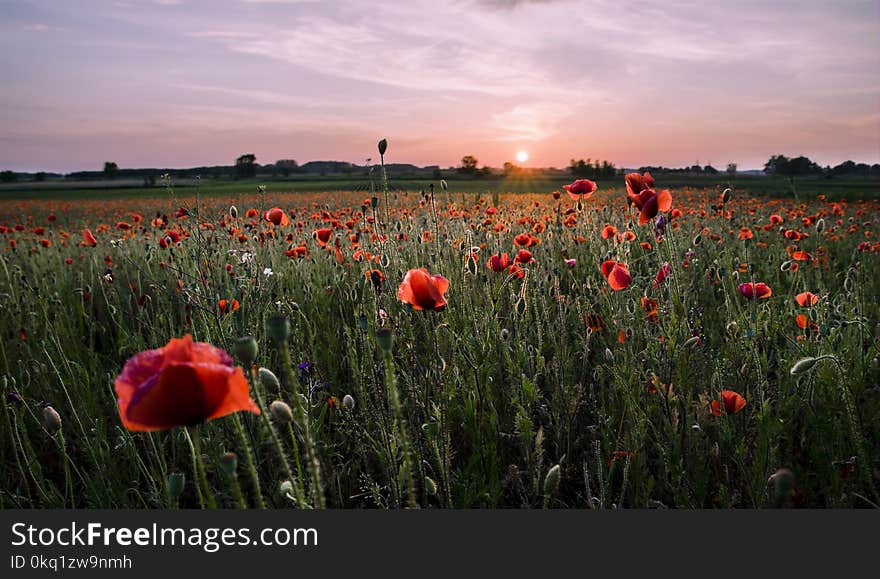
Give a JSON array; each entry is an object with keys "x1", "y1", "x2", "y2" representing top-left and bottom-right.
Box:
[{"x1": 516, "y1": 150, "x2": 529, "y2": 164}]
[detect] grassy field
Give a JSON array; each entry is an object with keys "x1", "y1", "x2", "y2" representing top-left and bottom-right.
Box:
[
  {"x1": 1, "y1": 174, "x2": 878, "y2": 201},
  {"x1": 0, "y1": 175, "x2": 878, "y2": 509}
]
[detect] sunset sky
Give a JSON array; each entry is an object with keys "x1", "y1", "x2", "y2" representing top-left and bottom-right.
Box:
[{"x1": 2, "y1": 0, "x2": 878, "y2": 173}]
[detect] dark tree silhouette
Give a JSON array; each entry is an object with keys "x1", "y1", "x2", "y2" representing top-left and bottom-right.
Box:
[{"x1": 235, "y1": 154, "x2": 257, "y2": 179}]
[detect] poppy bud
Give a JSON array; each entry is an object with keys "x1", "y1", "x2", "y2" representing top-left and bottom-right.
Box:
[
  {"x1": 259, "y1": 367, "x2": 280, "y2": 390},
  {"x1": 377, "y1": 138, "x2": 388, "y2": 156},
  {"x1": 424, "y1": 476, "x2": 438, "y2": 496},
  {"x1": 501, "y1": 328, "x2": 510, "y2": 340},
  {"x1": 233, "y1": 336, "x2": 258, "y2": 366},
  {"x1": 269, "y1": 400, "x2": 293, "y2": 424},
  {"x1": 790, "y1": 357, "x2": 818, "y2": 376},
  {"x1": 229, "y1": 205, "x2": 238, "y2": 219},
  {"x1": 544, "y1": 464, "x2": 561, "y2": 497},
  {"x1": 5, "y1": 390, "x2": 23, "y2": 405},
  {"x1": 167, "y1": 472, "x2": 185, "y2": 499},
  {"x1": 440, "y1": 179, "x2": 448, "y2": 192},
  {"x1": 342, "y1": 394, "x2": 355, "y2": 410},
  {"x1": 376, "y1": 327, "x2": 394, "y2": 354},
  {"x1": 684, "y1": 336, "x2": 700, "y2": 349},
  {"x1": 768, "y1": 468, "x2": 795, "y2": 507},
  {"x1": 780, "y1": 260, "x2": 792, "y2": 272},
  {"x1": 370, "y1": 196, "x2": 378, "y2": 209},
  {"x1": 279, "y1": 480, "x2": 295, "y2": 499},
  {"x1": 726, "y1": 321, "x2": 739, "y2": 336},
  {"x1": 721, "y1": 188, "x2": 732, "y2": 204},
  {"x1": 815, "y1": 218, "x2": 825, "y2": 234},
  {"x1": 267, "y1": 314, "x2": 290, "y2": 343},
  {"x1": 604, "y1": 348, "x2": 614, "y2": 365},
  {"x1": 692, "y1": 234, "x2": 702, "y2": 245},
  {"x1": 42, "y1": 406, "x2": 62, "y2": 433},
  {"x1": 219, "y1": 452, "x2": 238, "y2": 477}
]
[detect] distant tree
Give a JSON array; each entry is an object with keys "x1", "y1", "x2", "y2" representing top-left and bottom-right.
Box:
[
  {"x1": 689, "y1": 165, "x2": 703, "y2": 174},
  {"x1": 34, "y1": 172, "x2": 47, "y2": 182},
  {"x1": 480, "y1": 166, "x2": 493, "y2": 178},
  {"x1": 703, "y1": 165, "x2": 719, "y2": 175},
  {"x1": 459, "y1": 155, "x2": 479, "y2": 176},
  {"x1": 235, "y1": 154, "x2": 257, "y2": 179},
  {"x1": 275, "y1": 159, "x2": 299, "y2": 177},
  {"x1": 0, "y1": 170, "x2": 17, "y2": 183},
  {"x1": 103, "y1": 162, "x2": 118, "y2": 179},
  {"x1": 502, "y1": 161, "x2": 520, "y2": 177},
  {"x1": 726, "y1": 163, "x2": 737, "y2": 176},
  {"x1": 764, "y1": 154, "x2": 820, "y2": 178},
  {"x1": 432, "y1": 167, "x2": 443, "y2": 180}
]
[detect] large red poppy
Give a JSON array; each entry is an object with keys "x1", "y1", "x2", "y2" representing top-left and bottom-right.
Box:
[
  {"x1": 487, "y1": 253, "x2": 511, "y2": 273},
  {"x1": 601, "y1": 260, "x2": 632, "y2": 291},
  {"x1": 265, "y1": 207, "x2": 290, "y2": 226},
  {"x1": 795, "y1": 292, "x2": 819, "y2": 307},
  {"x1": 562, "y1": 179, "x2": 597, "y2": 201},
  {"x1": 114, "y1": 335, "x2": 259, "y2": 432},
  {"x1": 710, "y1": 390, "x2": 747, "y2": 416},
  {"x1": 397, "y1": 268, "x2": 449, "y2": 311},
  {"x1": 314, "y1": 228, "x2": 333, "y2": 247},
  {"x1": 625, "y1": 172, "x2": 672, "y2": 224},
  {"x1": 81, "y1": 229, "x2": 98, "y2": 247},
  {"x1": 738, "y1": 282, "x2": 772, "y2": 299}
]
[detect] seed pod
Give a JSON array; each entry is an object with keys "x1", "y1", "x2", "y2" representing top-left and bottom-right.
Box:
[
  {"x1": 167, "y1": 472, "x2": 185, "y2": 498},
  {"x1": 219, "y1": 452, "x2": 238, "y2": 477},
  {"x1": 42, "y1": 406, "x2": 62, "y2": 433},
  {"x1": 233, "y1": 336, "x2": 258, "y2": 366},
  {"x1": 376, "y1": 327, "x2": 394, "y2": 354},
  {"x1": 269, "y1": 400, "x2": 293, "y2": 424},
  {"x1": 267, "y1": 315, "x2": 290, "y2": 343},
  {"x1": 377, "y1": 138, "x2": 388, "y2": 156}
]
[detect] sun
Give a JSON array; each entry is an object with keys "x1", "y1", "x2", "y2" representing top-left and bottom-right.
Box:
[{"x1": 515, "y1": 150, "x2": 529, "y2": 164}]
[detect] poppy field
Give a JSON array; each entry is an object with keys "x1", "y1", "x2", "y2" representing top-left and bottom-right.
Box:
[{"x1": 1, "y1": 170, "x2": 878, "y2": 509}]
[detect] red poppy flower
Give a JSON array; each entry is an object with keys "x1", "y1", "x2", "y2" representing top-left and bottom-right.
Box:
[
  {"x1": 562, "y1": 179, "x2": 597, "y2": 201},
  {"x1": 265, "y1": 207, "x2": 290, "y2": 227},
  {"x1": 586, "y1": 313, "x2": 605, "y2": 332},
  {"x1": 81, "y1": 229, "x2": 98, "y2": 247},
  {"x1": 795, "y1": 292, "x2": 819, "y2": 307},
  {"x1": 487, "y1": 253, "x2": 511, "y2": 273},
  {"x1": 513, "y1": 233, "x2": 532, "y2": 247},
  {"x1": 710, "y1": 390, "x2": 747, "y2": 416},
  {"x1": 625, "y1": 172, "x2": 654, "y2": 198},
  {"x1": 625, "y1": 172, "x2": 672, "y2": 224},
  {"x1": 314, "y1": 228, "x2": 333, "y2": 247},
  {"x1": 507, "y1": 264, "x2": 526, "y2": 279},
  {"x1": 791, "y1": 251, "x2": 813, "y2": 261},
  {"x1": 601, "y1": 225, "x2": 618, "y2": 240},
  {"x1": 218, "y1": 299, "x2": 240, "y2": 314},
  {"x1": 738, "y1": 282, "x2": 772, "y2": 299},
  {"x1": 601, "y1": 260, "x2": 631, "y2": 291},
  {"x1": 640, "y1": 296, "x2": 659, "y2": 324},
  {"x1": 114, "y1": 335, "x2": 260, "y2": 432},
  {"x1": 397, "y1": 268, "x2": 449, "y2": 311},
  {"x1": 245, "y1": 208, "x2": 259, "y2": 218},
  {"x1": 514, "y1": 249, "x2": 534, "y2": 264},
  {"x1": 39, "y1": 239, "x2": 52, "y2": 248},
  {"x1": 653, "y1": 262, "x2": 671, "y2": 288}
]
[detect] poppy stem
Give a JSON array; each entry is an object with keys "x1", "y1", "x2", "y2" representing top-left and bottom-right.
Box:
[
  {"x1": 185, "y1": 426, "x2": 216, "y2": 509},
  {"x1": 382, "y1": 351, "x2": 418, "y2": 509},
  {"x1": 279, "y1": 343, "x2": 325, "y2": 509},
  {"x1": 233, "y1": 415, "x2": 265, "y2": 509},
  {"x1": 55, "y1": 431, "x2": 73, "y2": 508}
]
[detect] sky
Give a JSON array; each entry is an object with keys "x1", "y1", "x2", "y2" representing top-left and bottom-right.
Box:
[{"x1": 1, "y1": 0, "x2": 879, "y2": 173}]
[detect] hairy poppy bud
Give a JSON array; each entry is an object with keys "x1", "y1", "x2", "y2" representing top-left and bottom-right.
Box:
[
  {"x1": 376, "y1": 327, "x2": 394, "y2": 354},
  {"x1": 684, "y1": 336, "x2": 701, "y2": 349},
  {"x1": 229, "y1": 205, "x2": 238, "y2": 219},
  {"x1": 721, "y1": 188, "x2": 732, "y2": 204},
  {"x1": 370, "y1": 196, "x2": 378, "y2": 209},
  {"x1": 279, "y1": 480, "x2": 294, "y2": 499},
  {"x1": 726, "y1": 321, "x2": 739, "y2": 336},
  {"x1": 233, "y1": 336, "x2": 258, "y2": 366},
  {"x1": 604, "y1": 348, "x2": 614, "y2": 365},
  {"x1": 501, "y1": 328, "x2": 510, "y2": 341},
  {"x1": 342, "y1": 394, "x2": 355, "y2": 410},
  {"x1": 377, "y1": 138, "x2": 388, "y2": 156},
  {"x1": 544, "y1": 464, "x2": 561, "y2": 497},
  {"x1": 424, "y1": 476, "x2": 438, "y2": 496},
  {"x1": 790, "y1": 357, "x2": 818, "y2": 376},
  {"x1": 440, "y1": 179, "x2": 448, "y2": 192},
  {"x1": 259, "y1": 367, "x2": 280, "y2": 390},
  {"x1": 42, "y1": 406, "x2": 62, "y2": 433},
  {"x1": 815, "y1": 218, "x2": 825, "y2": 234},
  {"x1": 167, "y1": 472, "x2": 185, "y2": 499},
  {"x1": 267, "y1": 314, "x2": 290, "y2": 343},
  {"x1": 219, "y1": 452, "x2": 238, "y2": 477},
  {"x1": 768, "y1": 468, "x2": 795, "y2": 507},
  {"x1": 269, "y1": 400, "x2": 293, "y2": 424}
]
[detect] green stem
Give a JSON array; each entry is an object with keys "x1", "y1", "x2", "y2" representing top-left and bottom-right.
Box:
[{"x1": 233, "y1": 414, "x2": 265, "y2": 509}]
